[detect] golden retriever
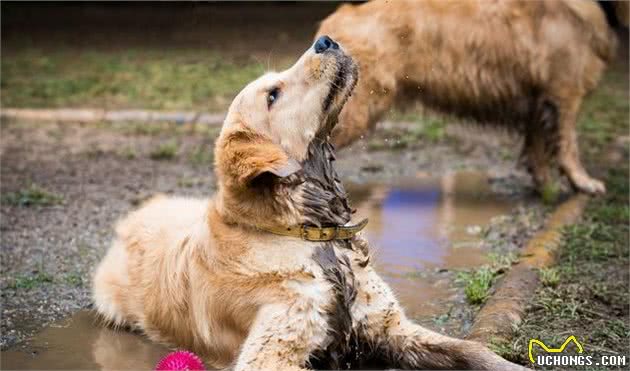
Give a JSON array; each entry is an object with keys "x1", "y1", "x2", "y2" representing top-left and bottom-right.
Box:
[
  {"x1": 317, "y1": 0, "x2": 616, "y2": 195},
  {"x1": 93, "y1": 37, "x2": 523, "y2": 370}
]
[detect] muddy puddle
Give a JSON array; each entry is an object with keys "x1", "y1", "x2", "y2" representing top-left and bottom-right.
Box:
[
  {"x1": 348, "y1": 171, "x2": 516, "y2": 320},
  {"x1": 2, "y1": 171, "x2": 517, "y2": 369},
  {"x1": 1, "y1": 311, "x2": 172, "y2": 370}
]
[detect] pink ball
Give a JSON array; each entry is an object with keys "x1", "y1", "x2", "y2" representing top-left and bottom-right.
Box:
[{"x1": 155, "y1": 350, "x2": 206, "y2": 371}]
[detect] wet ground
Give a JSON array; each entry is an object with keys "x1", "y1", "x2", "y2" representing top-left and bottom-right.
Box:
[
  {"x1": 5, "y1": 3, "x2": 618, "y2": 367},
  {"x1": 0, "y1": 117, "x2": 549, "y2": 368},
  {"x1": 2, "y1": 311, "x2": 171, "y2": 370},
  {"x1": 351, "y1": 172, "x2": 514, "y2": 317}
]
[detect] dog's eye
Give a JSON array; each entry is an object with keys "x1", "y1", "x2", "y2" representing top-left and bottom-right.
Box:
[{"x1": 267, "y1": 87, "x2": 280, "y2": 108}]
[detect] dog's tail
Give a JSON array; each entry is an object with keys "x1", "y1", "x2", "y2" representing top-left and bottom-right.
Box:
[{"x1": 564, "y1": 0, "x2": 618, "y2": 62}]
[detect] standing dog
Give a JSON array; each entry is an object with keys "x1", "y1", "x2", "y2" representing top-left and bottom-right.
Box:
[
  {"x1": 93, "y1": 37, "x2": 523, "y2": 370},
  {"x1": 317, "y1": 0, "x2": 616, "y2": 194}
]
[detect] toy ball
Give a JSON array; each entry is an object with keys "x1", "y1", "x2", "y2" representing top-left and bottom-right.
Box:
[{"x1": 155, "y1": 350, "x2": 206, "y2": 371}]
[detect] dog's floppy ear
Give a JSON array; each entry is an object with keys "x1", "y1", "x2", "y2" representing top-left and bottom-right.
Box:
[{"x1": 216, "y1": 129, "x2": 301, "y2": 188}]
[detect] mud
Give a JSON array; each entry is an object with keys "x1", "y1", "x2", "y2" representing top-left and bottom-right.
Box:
[
  {"x1": 1, "y1": 311, "x2": 172, "y2": 370},
  {"x1": 467, "y1": 194, "x2": 589, "y2": 345},
  {"x1": 349, "y1": 172, "x2": 515, "y2": 318},
  {"x1": 0, "y1": 119, "x2": 547, "y2": 364}
]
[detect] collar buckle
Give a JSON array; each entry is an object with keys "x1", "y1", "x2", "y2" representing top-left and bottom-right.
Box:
[
  {"x1": 299, "y1": 225, "x2": 309, "y2": 240},
  {"x1": 260, "y1": 218, "x2": 369, "y2": 242}
]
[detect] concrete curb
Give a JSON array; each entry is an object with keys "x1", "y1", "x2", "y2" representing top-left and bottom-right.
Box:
[
  {"x1": 0, "y1": 108, "x2": 225, "y2": 126},
  {"x1": 467, "y1": 194, "x2": 590, "y2": 344}
]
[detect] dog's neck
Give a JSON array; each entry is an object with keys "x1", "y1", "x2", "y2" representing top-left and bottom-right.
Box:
[
  {"x1": 299, "y1": 138, "x2": 352, "y2": 227},
  {"x1": 215, "y1": 137, "x2": 353, "y2": 232}
]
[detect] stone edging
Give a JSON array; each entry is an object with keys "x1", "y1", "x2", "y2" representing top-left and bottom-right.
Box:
[
  {"x1": 0, "y1": 108, "x2": 225, "y2": 126},
  {"x1": 467, "y1": 194, "x2": 590, "y2": 344}
]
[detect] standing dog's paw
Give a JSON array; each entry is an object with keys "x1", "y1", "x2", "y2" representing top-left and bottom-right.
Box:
[{"x1": 573, "y1": 176, "x2": 606, "y2": 195}]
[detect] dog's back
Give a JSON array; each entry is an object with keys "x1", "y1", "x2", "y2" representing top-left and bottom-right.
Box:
[
  {"x1": 564, "y1": 0, "x2": 617, "y2": 63},
  {"x1": 320, "y1": 0, "x2": 613, "y2": 129},
  {"x1": 318, "y1": 0, "x2": 613, "y2": 194},
  {"x1": 92, "y1": 196, "x2": 216, "y2": 352}
]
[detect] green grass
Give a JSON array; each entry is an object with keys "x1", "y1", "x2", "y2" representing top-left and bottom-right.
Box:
[
  {"x1": 539, "y1": 267, "x2": 560, "y2": 288},
  {"x1": 64, "y1": 272, "x2": 83, "y2": 287},
  {"x1": 368, "y1": 116, "x2": 447, "y2": 151},
  {"x1": 150, "y1": 141, "x2": 178, "y2": 160},
  {"x1": 1, "y1": 49, "x2": 273, "y2": 111},
  {"x1": 540, "y1": 182, "x2": 560, "y2": 205},
  {"x1": 389, "y1": 108, "x2": 447, "y2": 143},
  {"x1": 188, "y1": 142, "x2": 214, "y2": 166},
  {"x1": 457, "y1": 266, "x2": 497, "y2": 305},
  {"x1": 9, "y1": 273, "x2": 54, "y2": 290},
  {"x1": 502, "y1": 168, "x2": 630, "y2": 367},
  {"x1": 578, "y1": 68, "x2": 630, "y2": 153},
  {"x1": 487, "y1": 251, "x2": 518, "y2": 270},
  {"x1": 117, "y1": 146, "x2": 138, "y2": 160},
  {"x1": 410, "y1": 117, "x2": 446, "y2": 143},
  {"x1": 494, "y1": 66, "x2": 629, "y2": 366},
  {"x1": 457, "y1": 252, "x2": 517, "y2": 305},
  {"x1": 1, "y1": 184, "x2": 63, "y2": 207},
  {"x1": 115, "y1": 122, "x2": 177, "y2": 136}
]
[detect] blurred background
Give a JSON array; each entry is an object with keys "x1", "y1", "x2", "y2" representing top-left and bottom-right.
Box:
[{"x1": 2, "y1": 2, "x2": 342, "y2": 111}]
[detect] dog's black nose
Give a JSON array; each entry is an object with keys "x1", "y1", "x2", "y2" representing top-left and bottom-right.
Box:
[{"x1": 314, "y1": 35, "x2": 339, "y2": 53}]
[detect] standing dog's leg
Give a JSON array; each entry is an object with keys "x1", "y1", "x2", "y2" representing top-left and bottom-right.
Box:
[
  {"x1": 352, "y1": 266, "x2": 524, "y2": 370},
  {"x1": 522, "y1": 100, "x2": 557, "y2": 192},
  {"x1": 556, "y1": 95, "x2": 606, "y2": 194},
  {"x1": 523, "y1": 125, "x2": 553, "y2": 192}
]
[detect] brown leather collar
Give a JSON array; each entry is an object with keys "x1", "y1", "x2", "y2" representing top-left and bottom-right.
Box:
[{"x1": 260, "y1": 218, "x2": 368, "y2": 241}]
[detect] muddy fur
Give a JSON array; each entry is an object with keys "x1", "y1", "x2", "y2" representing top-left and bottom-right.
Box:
[
  {"x1": 301, "y1": 139, "x2": 352, "y2": 227},
  {"x1": 93, "y1": 39, "x2": 524, "y2": 370},
  {"x1": 317, "y1": 0, "x2": 617, "y2": 194},
  {"x1": 309, "y1": 243, "x2": 356, "y2": 369},
  {"x1": 300, "y1": 137, "x2": 358, "y2": 369}
]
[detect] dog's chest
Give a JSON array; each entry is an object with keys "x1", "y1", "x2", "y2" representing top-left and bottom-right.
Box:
[
  {"x1": 310, "y1": 239, "x2": 369, "y2": 369},
  {"x1": 299, "y1": 140, "x2": 352, "y2": 227},
  {"x1": 298, "y1": 139, "x2": 371, "y2": 368}
]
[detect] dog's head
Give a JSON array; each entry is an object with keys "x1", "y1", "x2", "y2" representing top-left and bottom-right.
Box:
[
  {"x1": 216, "y1": 36, "x2": 357, "y2": 188},
  {"x1": 215, "y1": 36, "x2": 358, "y2": 230}
]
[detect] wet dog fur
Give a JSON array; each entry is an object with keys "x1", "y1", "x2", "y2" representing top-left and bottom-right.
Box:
[
  {"x1": 92, "y1": 40, "x2": 524, "y2": 370},
  {"x1": 317, "y1": 0, "x2": 617, "y2": 195}
]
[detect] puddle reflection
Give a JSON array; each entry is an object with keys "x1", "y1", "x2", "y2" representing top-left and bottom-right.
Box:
[
  {"x1": 3, "y1": 171, "x2": 516, "y2": 369},
  {"x1": 2, "y1": 311, "x2": 172, "y2": 370},
  {"x1": 348, "y1": 171, "x2": 515, "y2": 318}
]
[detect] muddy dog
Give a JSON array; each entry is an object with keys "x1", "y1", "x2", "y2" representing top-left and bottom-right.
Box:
[
  {"x1": 92, "y1": 38, "x2": 523, "y2": 370},
  {"x1": 317, "y1": 0, "x2": 616, "y2": 195}
]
